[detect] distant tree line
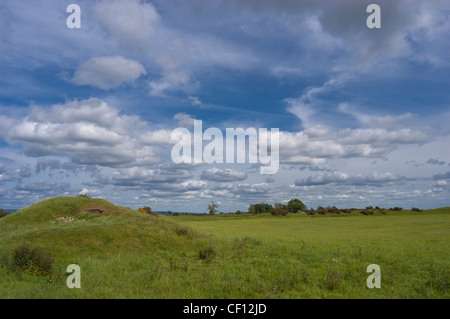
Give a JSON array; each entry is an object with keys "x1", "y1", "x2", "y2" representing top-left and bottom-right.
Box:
[
  {"x1": 224, "y1": 202, "x2": 424, "y2": 216},
  {"x1": 248, "y1": 199, "x2": 307, "y2": 216}
]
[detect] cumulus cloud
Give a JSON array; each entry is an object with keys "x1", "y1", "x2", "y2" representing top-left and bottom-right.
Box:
[
  {"x1": 93, "y1": 166, "x2": 192, "y2": 188},
  {"x1": 93, "y1": 0, "x2": 160, "y2": 52},
  {"x1": 70, "y1": 56, "x2": 146, "y2": 90},
  {"x1": 280, "y1": 98, "x2": 429, "y2": 165},
  {"x1": 200, "y1": 167, "x2": 248, "y2": 182},
  {"x1": 295, "y1": 171, "x2": 407, "y2": 187},
  {"x1": 279, "y1": 128, "x2": 427, "y2": 165},
  {"x1": 0, "y1": 166, "x2": 31, "y2": 183},
  {"x1": 2, "y1": 98, "x2": 166, "y2": 168},
  {"x1": 16, "y1": 180, "x2": 71, "y2": 193},
  {"x1": 92, "y1": 0, "x2": 257, "y2": 96}
]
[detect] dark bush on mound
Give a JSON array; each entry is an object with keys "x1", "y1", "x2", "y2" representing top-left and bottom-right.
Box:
[
  {"x1": 412, "y1": 207, "x2": 423, "y2": 212},
  {"x1": 2, "y1": 244, "x2": 55, "y2": 277}
]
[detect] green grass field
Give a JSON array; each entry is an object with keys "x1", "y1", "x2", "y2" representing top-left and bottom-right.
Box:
[{"x1": 0, "y1": 196, "x2": 448, "y2": 298}]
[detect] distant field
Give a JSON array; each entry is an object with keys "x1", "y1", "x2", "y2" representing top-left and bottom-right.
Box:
[{"x1": 0, "y1": 197, "x2": 448, "y2": 298}]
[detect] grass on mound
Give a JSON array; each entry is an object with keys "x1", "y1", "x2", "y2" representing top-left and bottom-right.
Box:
[
  {"x1": 0, "y1": 196, "x2": 217, "y2": 298},
  {"x1": 1, "y1": 196, "x2": 138, "y2": 226}
]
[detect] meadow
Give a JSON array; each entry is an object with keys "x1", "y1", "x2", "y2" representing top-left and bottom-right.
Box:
[{"x1": 0, "y1": 196, "x2": 448, "y2": 298}]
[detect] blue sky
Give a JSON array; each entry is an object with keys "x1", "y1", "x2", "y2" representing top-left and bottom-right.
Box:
[{"x1": 0, "y1": 0, "x2": 449, "y2": 212}]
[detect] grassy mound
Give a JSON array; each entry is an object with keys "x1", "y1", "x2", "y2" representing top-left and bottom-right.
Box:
[
  {"x1": 0, "y1": 196, "x2": 213, "y2": 298},
  {"x1": 1, "y1": 196, "x2": 138, "y2": 226}
]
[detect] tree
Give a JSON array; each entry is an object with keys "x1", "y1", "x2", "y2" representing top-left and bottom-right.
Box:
[
  {"x1": 287, "y1": 199, "x2": 307, "y2": 213},
  {"x1": 207, "y1": 201, "x2": 219, "y2": 215},
  {"x1": 248, "y1": 203, "x2": 273, "y2": 214},
  {"x1": 274, "y1": 203, "x2": 288, "y2": 210}
]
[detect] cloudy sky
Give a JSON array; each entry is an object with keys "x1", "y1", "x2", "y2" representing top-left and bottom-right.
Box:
[{"x1": 0, "y1": 0, "x2": 449, "y2": 212}]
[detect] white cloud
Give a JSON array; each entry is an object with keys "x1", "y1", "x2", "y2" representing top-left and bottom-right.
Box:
[
  {"x1": 2, "y1": 98, "x2": 164, "y2": 168},
  {"x1": 97, "y1": 166, "x2": 192, "y2": 187},
  {"x1": 93, "y1": 0, "x2": 160, "y2": 52},
  {"x1": 173, "y1": 113, "x2": 196, "y2": 127},
  {"x1": 338, "y1": 103, "x2": 414, "y2": 128},
  {"x1": 295, "y1": 171, "x2": 406, "y2": 187},
  {"x1": 79, "y1": 188, "x2": 102, "y2": 196},
  {"x1": 187, "y1": 96, "x2": 202, "y2": 106},
  {"x1": 201, "y1": 167, "x2": 248, "y2": 182},
  {"x1": 70, "y1": 56, "x2": 146, "y2": 90}
]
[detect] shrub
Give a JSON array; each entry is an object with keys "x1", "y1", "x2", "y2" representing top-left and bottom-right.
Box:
[
  {"x1": 271, "y1": 208, "x2": 289, "y2": 216},
  {"x1": 174, "y1": 226, "x2": 191, "y2": 237},
  {"x1": 341, "y1": 209, "x2": 352, "y2": 214},
  {"x1": 327, "y1": 206, "x2": 340, "y2": 214},
  {"x1": 325, "y1": 267, "x2": 342, "y2": 290},
  {"x1": 381, "y1": 210, "x2": 387, "y2": 215},
  {"x1": 173, "y1": 212, "x2": 180, "y2": 216},
  {"x1": 139, "y1": 206, "x2": 158, "y2": 216},
  {"x1": 198, "y1": 246, "x2": 216, "y2": 262},
  {"x1": 389, "y1": 207, "x2": 403, "y2": 211},
  {"x1": 412, "y1": 207, "x2": 423, "y2": 212},
  {"x1": 360, "y1": 210, "x2": 374, "y2": 215},
  {"x1": 306, "y1": 210, "x2": 316, "y2": 215},
  {"x1": 11, "y1": 244, "x2": 54, "y2": 277}
]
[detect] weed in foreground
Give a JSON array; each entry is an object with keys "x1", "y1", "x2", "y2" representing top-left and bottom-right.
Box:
[
  {"x1": 1, "y1": 244, "x2": 55, "y2": 278},
  {"x1": 198, "y1": 246, "x2": 217, "y2": 262}
]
